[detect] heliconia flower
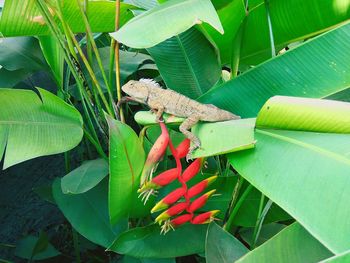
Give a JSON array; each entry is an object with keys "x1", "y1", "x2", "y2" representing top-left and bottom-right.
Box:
[
  {"x1": 151, "y1": 187, "x2": 186, "y2": 213},
  {"x1": 187, "y1": 175, "x2": 218, "y2": 198},
  {"x1": 191, "y1": 210, "x2": 220, "y2": 224},
  {"x1": 170, "y1": 213, "x2": 193, "y2": 226},
  {"x1": 188, "y1": 189, "x2": 216, "y2": 212},
  {"x1": 140, "y1": 123, "x2": 170, "y2": 186},
  {"x1": 155, "y1": 202, "x2": 188, "y2": 223},
  {"x1": 138, "y1": 168, "x2": 179, "y2": 192},
  {"x1": 175, "y1": 139, "x2": 190, "y2": 159},
  {"x1": 182, "y1": 158, "x2": 204, "y2": 182},
  {"x1": 160, "y1": 213, "x2": 193, "y2": 234}
]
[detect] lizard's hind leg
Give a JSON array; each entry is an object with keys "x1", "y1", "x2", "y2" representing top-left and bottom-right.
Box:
[{"x1": 179, "y1": 116, "x2": 200, "y2": 161}]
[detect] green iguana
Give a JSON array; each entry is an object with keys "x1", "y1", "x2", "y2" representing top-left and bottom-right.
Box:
[{"x1": 121, "y1": 79, "x2": 240, "y2": 159}]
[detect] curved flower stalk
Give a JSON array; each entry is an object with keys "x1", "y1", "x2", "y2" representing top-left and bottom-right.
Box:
[{"x1": 138, "y1": 121, "x2": 219, "y2": 234}]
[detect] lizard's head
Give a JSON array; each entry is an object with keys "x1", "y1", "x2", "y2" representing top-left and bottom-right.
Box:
[{"x1": 122, "y1": 80, "x2": 149, "y2": 104}]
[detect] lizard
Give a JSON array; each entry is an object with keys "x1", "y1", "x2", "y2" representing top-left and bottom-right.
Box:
[{"x1": 121, "y1": 79, "x2": 241, "y2": 160}]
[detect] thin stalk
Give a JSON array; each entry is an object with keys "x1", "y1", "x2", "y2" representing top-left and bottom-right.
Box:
[
  {"x1": 224, "y1": 175, "x2": 244, "y2": 224},
  {"x1": 72, "y1": 227, "x2": 81, "y2": 263},
  {"x1": 36, "y1": 0, "x2": 105, "y2": 155},
  {"x1": 251, "y1": 198, "x2": 273, "y2": 248},
  {"x1": 230, "y1": 0, "x2": 249, "y2": 79},
  {"x1": 83, "y1": 0, "x2": 105, "y2": 127},
  {"x1": 224, "y1": 184, "x2": 253, "y2": 231},
  {"x1": 264, "y1": 0, "x2": 276, "y2": 57},
  {"x1": 76, "y1": 0, "x2": 115, "y2": 108},
  {"x1": 114, "y1": 0, "x2": 125, "y2": 122},
  {"x1": 64, "y1": 152, "x2": 71, "y2": 173},
  {"x1": 84, "y1": 129, "x2": 108, "y2": 160},
  {"x1": 36, "y1": 1, "x2": 97, "y2": 129},
  {"x1": 65, "y1": 26, "x2": 113, "y2": 116},
  {"x1": 109, "y1": 39, "x2": 116, "y2": 90}
]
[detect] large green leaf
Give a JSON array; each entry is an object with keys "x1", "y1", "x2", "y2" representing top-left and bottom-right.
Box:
[
  {"x1": 108, "y1": 224, "x2": 208, "y2": 258},
  {"x1": 106, "y1": 116, "x2": 146, "y2": 226},
  {"x1": 191, "y1": 118, "x2": 255, "y2": 158},
  {"x1": 0, "y1": 88, "x2": 83, "y2": 169},
  {"x1": 199, "y1": 21, "x2": 350, "y2": 117},
  {"x1": 240, "y1": 0, "x2": 350, "y2": 65},
  {"x1": 205, "y1": 222, "x2": 248, "y2": 263},
  {"x1": 61, "y1": 159, "x2": 109, "y2": 194},
  {"x1": 203, "y1": 0, "x2": 350, "y2": 65},
  {"x1": 147, "y1": 27, "x2": 221, "y2": 99},
  {"x1": 53, "y1": 178, "x2": 127, "y2": 248},
  {"x1": 111, "y1": 0, "x2": 223, "y2": 48},
  {"x1": 229, "y1": 97, "x2": 350, "y2": 253},
  {"x1": 236, "y1": 223, "x2": 332, "y2": 263},
  {"x1": 0, "y1": 37, "x2": 47, "y2": 71},
  {"x1": 203, "y1": 0, "x2": 246, "y2": 65},
  {"x1": 256, "y1": 96, "x2": 350, "y2": 133},
  {"x1": 321, "y1": 251, "x2": 350, "y2": 263},
  {"x1": 0, "y1": 0, "x2": 136, "y2": 36}
]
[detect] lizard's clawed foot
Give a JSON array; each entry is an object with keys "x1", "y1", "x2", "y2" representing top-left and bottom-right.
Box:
[{"x1": 186, "y1": 142, "x2": 201, "y2": 162}]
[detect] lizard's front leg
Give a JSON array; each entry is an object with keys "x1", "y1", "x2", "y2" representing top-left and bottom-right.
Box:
[
  {"x1": 150, "y1": 102, "x2": 165, "y2": 122},
  {"x1": 179, "y1": 116, "x2": 200, "y2": 161}
]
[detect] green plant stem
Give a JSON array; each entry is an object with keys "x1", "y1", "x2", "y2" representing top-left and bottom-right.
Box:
[
  {"x1": 230, "y1": 1, "x2": 248, "y2": 79},
  {"x1": 36, "y1": 0, "x2": 101, "y2": 144},
  {"x1": 72, "y1": 227, "x2": 81, "y2": 263},
  {"x1": 84, "y1": 129, "x2": 108, "y2": 160},
  {"x1": 224, "y1": 184, "x2": 253, "y2": 231},
  {"x1": 251, "y1": 198, "x2": 273, "y2": 248},
  {"x1": 225, "y1": 175, "x2": 244, "y2": 223},
  {"x1": 114, "y1": 0, "x2": 125, "y2": 122},
  {"x1": 65, "y1": 27, "x2": 113, "y2": 116},
  {"x1": 76, "y1": 0, "x2": 115, "y2": 109}
]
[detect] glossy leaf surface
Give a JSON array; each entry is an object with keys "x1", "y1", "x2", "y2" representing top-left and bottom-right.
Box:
[
  {"x1": 236, "y1": 223, "x2": 332, "y2": 263},
  {"x1": 0, "y1": 88, "x2": 83, "y2": 169},
  {"x1": 200, "y1": 22, "x2": 350, "y2": 118},
  {"x1": 229, "y1": 97, "x2": 350, "y2": 253},
  {"x1": 53, "y1": 179, "x2": 127, "y2": 248},
  {"x1": 61, "y1": 159, "x2": 109, "y2": 194},
  {"x1": 111, "y1": 0, "x2": 223, "y2": 48},
  {"x1": 109, "y1": 224, "x2": 208, "y2": 258},
  {"x1": 147, "y1": 28, "x2": 221, "y2": 99},
  {"x1": 107, "y1": 116, "x2": 146, "y2": 225}
]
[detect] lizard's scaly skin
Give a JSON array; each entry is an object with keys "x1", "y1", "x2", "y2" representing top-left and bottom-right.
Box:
[{"x1": 122, "y1": 79, "x2": 240, "y2": 159}]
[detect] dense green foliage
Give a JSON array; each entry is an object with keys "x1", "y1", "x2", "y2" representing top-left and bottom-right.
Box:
[{"x1": 0, "y1": 0, "x2": 350, "y2": 262}]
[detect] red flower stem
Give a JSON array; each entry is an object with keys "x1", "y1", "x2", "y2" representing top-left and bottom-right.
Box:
[{"x1": 159, "y1": 122, "x2": 192, "y2": 215}]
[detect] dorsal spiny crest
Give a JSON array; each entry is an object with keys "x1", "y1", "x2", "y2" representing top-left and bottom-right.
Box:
[{"x1": 140, "y1": 78, "x2": 161, "y2": 88}]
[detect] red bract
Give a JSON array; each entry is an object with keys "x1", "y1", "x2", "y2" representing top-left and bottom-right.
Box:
[
  {"x1": 191, "y1": 210, "x2": 220, "y2": 224},
  {"x1": 139, "y1": 168, "x2": 179, "y2": 192},
  {"x1": 170, "y1": 213, "x2": 193, "y2": 226},
  {"x1": 182, "y1": 158, "x2": 204, "y2": 182},
  {"x1": 188, "y1": 189, "x2": 216, "y2": 212},
  {"x1": 175, "y1": 139, "x2": 190, "y2": 159},
  {"x1": 187, "y1": 175, "x2": 217, "y2": 198},
  {"x1": 151, "y1": 187, "x2": 186, "y2": 213},
  {"x1": 140, "y1": 123, "x2": 169, "y2": 186},
  {"x1": 155, "y1": 202, "x2": 188, "y2": 223}
]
